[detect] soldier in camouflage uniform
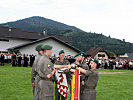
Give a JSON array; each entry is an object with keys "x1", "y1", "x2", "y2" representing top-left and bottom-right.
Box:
[
  {"x1": 36, "y1": 45, "x2": 55, "y2": 100},
  {"x1": 35, "y1": 45, "x2": 70, "y2": 100},
  {"x1": 79, "y1": 52, "x2": 89, "y2": 99},
  {"x1": 73, "y1": 52, "x2": 89, "y2": 99},
  {"x1": 54, "y1": 50, "x2": 70, "y2": 100},
  {"x1": 31, "y1": 43, "x2": 43, "y2": 96},
  {"x1": 78, "y1": 59, "x2": 99, "y2": 100}
]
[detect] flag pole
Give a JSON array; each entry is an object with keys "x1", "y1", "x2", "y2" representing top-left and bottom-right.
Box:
[{"x1": 74, "y1": 69, "x2": 79, "y2": 100}]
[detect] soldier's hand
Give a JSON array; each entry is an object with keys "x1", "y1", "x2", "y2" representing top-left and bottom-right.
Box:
[
  {"x1": 70, "y1": 69, "x2": 75, "y2": 72},
  {"x1": 67, "y1": 65, "x2": 71, "y2": 68},
  {"x1": 71, "y1": 63, "x2": 76, "y2": 68},
  {"x1": 53, "y1": 68, "x2": 56, "y2": 72},
  {"x1": 75, "y1": 61, "x2": 80, "y2": 65},
  {"x1": 82, "y1": 81, "x2": 85, "y2": 85},
  {"x1": 32, "y1": 83, "x2": 35, "y2": 87}
]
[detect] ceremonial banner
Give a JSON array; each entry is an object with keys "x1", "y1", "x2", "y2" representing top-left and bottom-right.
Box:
[
  {"x1": 74, "y1": 69, "x2": 80, "y2": 100},
  {"x1": 71, "y1": 75, "x2": 75, "y2": 100},
  {"x1": 78, "y1": 74, "x2": 80, "y2": 100},
  {"x1": 55, "y1": 68, "x2": 69, "y2": 98}
]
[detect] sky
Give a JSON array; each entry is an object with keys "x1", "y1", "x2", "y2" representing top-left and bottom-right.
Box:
[{"x1": 0, "y1": 0, "x2": 133, "y2": 43}]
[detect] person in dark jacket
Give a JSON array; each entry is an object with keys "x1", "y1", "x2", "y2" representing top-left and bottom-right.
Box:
[
  {"x1": 23, "y1": 54, "x2": 28, "y2": 67},
  {"x1": 11, "y1": 54, "x2": 17, "y2": 67},
  {"x1": 0, "y1": 53, "x2": 5, "y2": 66},
  {"x1": 30, "y1": 54, "x2": 35, "y2": 67},
  {"x1": 17, "y1": 54, "x2": 22, "y2": 67}
]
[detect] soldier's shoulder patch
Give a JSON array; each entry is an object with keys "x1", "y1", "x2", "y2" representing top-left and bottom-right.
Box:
[{"x1": 47, "y1": 64, "x2": 51, "y2": 68}]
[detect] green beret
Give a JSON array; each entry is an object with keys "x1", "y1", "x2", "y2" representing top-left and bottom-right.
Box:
[
  {"x1": 80, "y1": 52, "x2": 87, "y2": 58},
  {"x1": 59, "y1": 50, "x2": 64, "y2": 55},
  {"x1": 91, "y1": 59, "x2": 99, "y2": 65},
  {"x1": 74, "y1": 53, "x2": 81, "y2": 57},
  {"x1": 41, "y1": 45, "x2": 53, "y2": 50},
  {"x1": 35, "y1": 44, "x2": 43, "y2": 51}
]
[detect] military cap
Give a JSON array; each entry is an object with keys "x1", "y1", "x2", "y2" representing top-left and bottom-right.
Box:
[
  {"x1": 74, "y1": 53, "x2": 81, "y2": 57},
  {"x1": 41, "y1": 45, "x2": 53, "y2": 50},
  {"x1": 35, "y1": 44, "x2": 43, "y2": 51},
  {"x1": 80, "y1": 52, "x2": 87, "y2": 58},
  {"x1": 59, "y1": 50, "x2": 64, "y2": 55},
  {"x1": 91, "y1": 59, "x2": 99, "y2": 65}
]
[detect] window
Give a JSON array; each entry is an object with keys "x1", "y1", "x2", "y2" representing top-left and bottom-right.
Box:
[
  {"x1": 98, "y1": 54, "x2": 105, "y2": 57},
  {"x1": 98, "y1": 54, "x2": 101, "y2": 57},
  {"x1": 0, "y1": 39, "x2": 9, "y2": 42},
  {"x1": 102, "y1": 54, "x2": 105, "y2": 57}
]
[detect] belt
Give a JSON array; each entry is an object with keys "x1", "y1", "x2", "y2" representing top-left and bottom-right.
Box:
[{"x1": 37, "y1": 74, "x2": 53, "y2": 81}]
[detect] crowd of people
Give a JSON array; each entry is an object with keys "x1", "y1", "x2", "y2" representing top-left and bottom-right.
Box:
[
  {"x1": 31, "y1": 44, "x2": 99, "y2": 100},
  {"x1": 1, "y1": 44, "x2": 133, "y2": 100},
  {"x1": 96, "y1": 58, "x2": 133, "y2": 70},
  {"x1": 0, "y1": 52, "x2": 133, "y2": 70},
  {"x1": 0, "y1": 53, "x2": 36, "y2": 67}
]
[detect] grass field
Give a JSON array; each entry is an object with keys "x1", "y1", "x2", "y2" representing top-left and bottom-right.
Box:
[{"x1": 0, "y1": 64, "x2": 133, "y2": 100}]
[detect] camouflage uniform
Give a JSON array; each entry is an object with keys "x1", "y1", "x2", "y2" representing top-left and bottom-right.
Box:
[
  {"x1": 35, "y1": 54, "x2": 54, "y2": 100},
  {"x1": 82, "y1": 70, "x2": 99, "y2": 100},
  {"x1": 31, "y1": 54, "x2": 41, "y2": 98},
  {"x1": 79, "y1": 61, "x2": 89, "y2": 99}
]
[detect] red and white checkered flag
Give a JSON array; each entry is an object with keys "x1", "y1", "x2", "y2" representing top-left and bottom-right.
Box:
[{"x1": 55, "y1": 68, "x2": 69, "y2": 98}]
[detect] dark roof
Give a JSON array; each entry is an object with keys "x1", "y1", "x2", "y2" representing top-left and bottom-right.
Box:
[
  {"x1": 0, "y1": 26, "x2": 69, "y2": 42},
  {"x1": 86, "y1": 46, "x2": 109, "y2": 58},
  {"x1": 8, "y1": 36, "x2": 81, "y2": 53}
]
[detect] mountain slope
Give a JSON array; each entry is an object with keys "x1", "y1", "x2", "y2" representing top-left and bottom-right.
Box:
[
  {"x1": 0, "y1": 16, "x2": 133, "y2": 55},
  {"x1": 0, "y1": 16, "x2": 83, "y2": 34},
  {"x1": 64, "y1": 32, "x2": 133, "y2": 55}
]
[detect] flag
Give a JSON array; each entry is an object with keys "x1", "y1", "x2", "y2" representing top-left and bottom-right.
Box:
[
  {"x1": 55, "y1": 68, "x2": 69, "y2": 98},
  {"x1": 74, "y1": 69, "x2": 80, "y2": 100},
  {"x1": 71, "y1": 74, "x2": 75, "y2": 100}
]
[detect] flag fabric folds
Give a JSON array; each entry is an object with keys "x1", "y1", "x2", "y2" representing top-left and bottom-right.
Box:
[{"x1": 55, "y1": 68, "x2": 69, "y2": 98}]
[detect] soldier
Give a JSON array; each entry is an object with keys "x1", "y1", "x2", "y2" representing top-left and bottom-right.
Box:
[
  {"x1": 35, "y1": 45, "x2": 70, "y2": 100},
  {"x1": 78, "y1": 59, "x2": 99, "y2": 100},
  {"x1": 73, "y1": 52, "x2": 89, "y2": 99},
  {"x1": 54, "y1": 50, "x2": 70, "y2": 100},
  {"x1": 31, "y1": 43, "x2": 43, "y2": 96}
]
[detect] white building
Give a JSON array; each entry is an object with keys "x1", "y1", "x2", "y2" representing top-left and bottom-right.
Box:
[
  {"x1": 8, "y1": 36, "x2": 80, "y2": 56},
  {"x1": 0, "y1": 26, "x2": 80, "y2": 56},
  {"x1": 86, "y1": 46, "x2": 109, "y2": 59}
]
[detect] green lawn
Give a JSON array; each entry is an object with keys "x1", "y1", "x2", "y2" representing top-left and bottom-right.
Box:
[{"x1": 0, "y1": 64, "x2": 133, "y2": 100}]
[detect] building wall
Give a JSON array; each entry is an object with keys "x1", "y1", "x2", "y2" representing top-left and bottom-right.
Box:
[
  {"x1": 95, "y1": 52, "x2": 109, "y2": 59},
  {"x1": 19, "y1": 38, "x2": 78, "y2": 56},
  {"x1": 0, "y1": 37, "x2": 32, "y2": 52},
  {"x1": 119, "y1": 53, "x2": 128, "y2": 57}
]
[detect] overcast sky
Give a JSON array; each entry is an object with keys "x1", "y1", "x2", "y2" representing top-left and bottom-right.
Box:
[{"x1": 0, "y1": 0, "x2": 133, "y2": 43}]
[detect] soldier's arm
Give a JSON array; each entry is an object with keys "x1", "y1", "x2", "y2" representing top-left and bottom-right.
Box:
[
  {"x1": 31, "y1": 61, "x2": 37, "y2": 83},
  {"x1": 54, "y1": 65, "x2": 70, "y2": 69},
  {"x1": 81, "y1": 62, "x2": 89, "y2": 82},
  {"x1": 78, "y1": 67, "x2": 93, "y2": 75},
  {"x1": 78, "y1": 67, "x2": 87, "y2": 75}
]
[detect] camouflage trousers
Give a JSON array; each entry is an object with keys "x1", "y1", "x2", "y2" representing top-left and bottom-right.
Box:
[
  {"x1": 34, "y1": 75, "x2": 40, "y2": 100},
  {"x1": 81, "y1": 89, "x2": 96, "y2": 100},
  {"x1": 34, "y1": 76, "x2": 54, "y2": 100}
]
